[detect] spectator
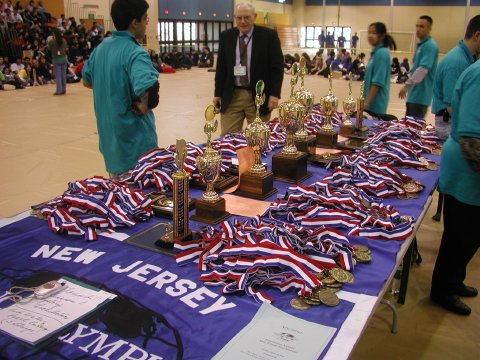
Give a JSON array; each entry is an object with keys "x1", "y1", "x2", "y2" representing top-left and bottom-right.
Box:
[
  {"x1": 351, "y1": 32, "x2": 359, "y2": 55},
  {"x1": 391, "y1": 57, "x2": 400, "y2": 75},
  {"x1": 311, "y1": 51, "x2": 324, "y2": 74},
  {"x1": 48, "y1": 28, "x2": 68, "y2": 95},
  {"x1": 188, "y1": 47, "x2": 199, "y2": 66},
  {"x1": 198, "y1": 46, "x2": 214, "y2": 68}
]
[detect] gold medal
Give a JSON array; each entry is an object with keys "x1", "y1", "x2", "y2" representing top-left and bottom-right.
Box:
[
  {"x1": 290, "y1": 297, "x2": 311, "y2": 310},
  {"x1": 330, "y1": 268, "x2": 354, "y2": 284},
  {"x1": 352, "y1": 244, "x2": 370, "y2": 253},
  {"x1": 354, "y1": 252, "x2": 372, "y2": 263},
  {"x1": 317, "y1": 289, "x2": 340, "y2": 307}
]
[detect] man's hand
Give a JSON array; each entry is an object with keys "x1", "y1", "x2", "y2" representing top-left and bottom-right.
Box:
[
  {"x1": 268, "y1": 96, "x2": 279, "y2": 112},
  {"x1": 132, "y1": 91, "x2": 149, "y2": 116},
  {"x1": 213, "y1": 97, "x2": 221, "y2": 112},
  {"x1": 132, "y1": 100, "x2": 148, "y2": 116},
  {"x1": 398, "y1": 86, "x2": 407, "y2": 99}
]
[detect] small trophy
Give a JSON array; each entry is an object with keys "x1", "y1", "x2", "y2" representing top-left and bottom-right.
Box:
[
  {"x1": 340, "y1": 76, "x2": 355, "y2": 136},
  {"x1": 171, "y1": 140, "x2": 191, "y2": 242},
  {"x1": 191, "y1": 105, "x2": 230, "y2": 224},
  {"x1": 272, "y1": 99, "x2": 311, "y2": 183},
  {"x1": 237, "y1": 80, "x2": 277, "y2": 199},
  {"x1": 354, "y1": 81, "x2": 368, "y2": 133},
  {"x1": 293, "y1": 58, "x2": 316, "y2": 154},
  {"x1": 317, "y1": 66, "x2": 339, "y2": 147}
]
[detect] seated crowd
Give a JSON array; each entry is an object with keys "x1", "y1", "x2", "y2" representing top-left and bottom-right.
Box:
[
  {"x1": 0, "y1": 0, "x2": 214, "y2": 90},
  {"x1": 284, "y1": 49, "x2": 369, "y2": 81}
]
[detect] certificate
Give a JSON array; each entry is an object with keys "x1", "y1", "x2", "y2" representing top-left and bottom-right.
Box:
[{"x1": 213, "y1": 302, "x2": 336, "y2": 360}]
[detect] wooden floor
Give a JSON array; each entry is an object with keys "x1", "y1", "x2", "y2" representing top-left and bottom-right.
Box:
[{"x1": 0, "y1": 67, "x2": 479, "y2": 359}]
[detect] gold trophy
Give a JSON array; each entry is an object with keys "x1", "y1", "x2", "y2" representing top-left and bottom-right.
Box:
[
  {"x1": 293, "y1": 58, "x2": 316, "y2": 154},
  {"x1": 272, "y1": 91, "x2": 310, "y2": 183},
  {"x1": 191, "y1": 105, "x2": 230, "y2": 224},
  {"x1": 340, "y1": 76, "x2": 355, "y2": 136},
  {"x1": 237, "y1": 80, "x2": 277, "y2": 200},
  {"x1": 355, "y1": 81, "x2": 368, "y2": 133},
  {"x1": 317, "y1": 66, "x2": 339, "y2": 147}
]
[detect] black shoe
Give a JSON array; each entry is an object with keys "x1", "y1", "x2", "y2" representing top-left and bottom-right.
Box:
[
  {"x1": 430, "y1": 294, "x2": 471, "y2": 316},
  {"x1": 457, "y1": 284, "x2": 478, "y2": 298}
]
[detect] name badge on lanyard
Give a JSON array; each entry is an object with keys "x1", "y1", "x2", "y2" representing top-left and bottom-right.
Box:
[
  {"x1": 234, "y1": 65, "x2": 247, "y2": 76},
  {"x1": 57, "y1": 51, "x2": 61, "y2": 56}
]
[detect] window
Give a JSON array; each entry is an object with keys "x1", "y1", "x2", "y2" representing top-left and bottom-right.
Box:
[
  {"x1": 301, "y1": 26, "x2": 352, "y2": 50},
  {"x1": 159, "y1": 20, "x2": 232, "y2": 53}
]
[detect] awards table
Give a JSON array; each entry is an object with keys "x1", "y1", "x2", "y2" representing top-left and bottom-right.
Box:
[{"x1": 0, "y1": 126, "x2": 440, "y2": 360}]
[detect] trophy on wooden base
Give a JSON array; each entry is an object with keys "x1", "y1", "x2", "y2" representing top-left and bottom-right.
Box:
[
  {"x1": 272, "y1": 99, "x2": 310, "y2": 183},
  {"x1": 156, "y1": 139, "x2": 192, "y2": 248},
  {"x1": 354, "y1": 81, "x2": 369, "y2": 134},
  {"x1": 317, "y1": 67, "x2": 339, "y2": 147},
  {"x1": 294, "y1": 58, "x2": 316, "y2": 155},
  {"x1": 340, "y1": 76, "x2": 355, "y2": 136},
  {"x1": 191, "y1": 105, "x2": 230, "y2": 225},
  {"x1": 236, "y1": 80, "x2": 277, "y2": 200}
]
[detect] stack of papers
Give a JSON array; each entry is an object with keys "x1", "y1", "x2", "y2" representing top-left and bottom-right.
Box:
[{"x1": 0, "y1": 278, "x2": 116, "y2": 347}]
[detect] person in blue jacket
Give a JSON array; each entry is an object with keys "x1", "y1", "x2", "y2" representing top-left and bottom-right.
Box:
[
  {"x1": 83, "y1": 0, "x2": 160, "y2": 179},
  {"x1": 363, "y1": 22, "x2": 396, "y2": 117},
  {"x1": 431, "y1": 15, "x2": 480, "y2": 140},
  {"x1": 398, "y1": 15, "x2": 439, "y2": 119},
  {"x1": 431, "y1": 59, "x2": 480, "y2": 316}
]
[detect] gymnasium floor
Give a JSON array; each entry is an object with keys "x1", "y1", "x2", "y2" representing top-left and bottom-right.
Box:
[{"x1": 1, "y1": 66, "x2": 478, "y2": 359}]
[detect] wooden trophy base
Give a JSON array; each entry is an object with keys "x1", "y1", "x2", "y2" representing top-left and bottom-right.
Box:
[
  {"x1": 191, "y1": 197, "x2": 230, "y2": 225},
  {"x1": 316, "y1": 130, "x2": 338, "y2": 147},
  {"x1": 349, "y1": 129, "x2": 369, "y2": 141},
  {"x1": 294, "y1": 135, "x2": 317, "y2": 155},
  {"x1": 272, "y1": 151, "x2": 311, "y2": 183},
  {"x1": 235, "y1": 171, "x2": 277, "y2": 200},
  {"x1": 126, "y1": 222, "x2": 198, "y2": 257},
  {"x1": 339, "y1": 124, "x2": 354, "y2": 136}
]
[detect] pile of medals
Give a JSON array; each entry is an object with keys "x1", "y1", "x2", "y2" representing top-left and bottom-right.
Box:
[
  {"x1": 291, "y1": 268, "x2": 354, "y2": 309},
  {"x1": 263, "y1": 180, "x2": 414, "y2": 240},
  {"x1": 175, "y1": 217, "x2": 369, "y2": 303},
  {"x1": 324, "y1": 152, "x2": 425, "y2": 199},
  {"x1": 31, "y1": 176, "x2": 153, "y2": 241}
]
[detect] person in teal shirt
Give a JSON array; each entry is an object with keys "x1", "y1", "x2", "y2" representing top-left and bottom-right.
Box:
[
  {"x1": 431, "y1": 59, "x2": 480, "y2": 316},
  {"x1": 83, "y1": 0, "x2": 159, "y2": 178},
  {"x1": 363, "y1": 22, "x2": 396, "y2": 117},
  {"x1": 398, "y1": 15, "x2": 439, "y2": 119},
  {"x1": 432, "y1": 15, "x2": 480, "y2": 140}
]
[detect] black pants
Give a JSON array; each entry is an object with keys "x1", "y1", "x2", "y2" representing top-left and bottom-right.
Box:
[
  {"x1": 431, "y1": 194, "x2": 480, "y2": 296},
  {"x1": 406, "y1": 102, "x2": 428, "y2": 119}
]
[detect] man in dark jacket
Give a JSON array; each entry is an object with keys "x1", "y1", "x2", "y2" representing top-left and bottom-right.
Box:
[{"x1": 213, "y1": 2, "x2": 284, "y2": 135}]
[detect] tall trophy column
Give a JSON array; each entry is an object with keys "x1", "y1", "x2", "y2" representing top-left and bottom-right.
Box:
[
  {"x1": 191, "y1": 105, "x2": 230, "y2": 224},
  {"x1": 317, "y1": 67, "x2": 339, "y2": 147},
  {"x1": 236, "y1": 80, "x2": 277, "y2": 200},
  {"x1": 354, "y1": 81, "x2": 369, "y2": 134}
]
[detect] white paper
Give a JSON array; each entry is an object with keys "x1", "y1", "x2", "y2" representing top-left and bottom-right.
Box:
[
  {"x1": 0, "y1": 279, "x2": 115, "y2": 345},
  {"x1": 213, "y1": 302, "x2": 336, "y2": 360}
]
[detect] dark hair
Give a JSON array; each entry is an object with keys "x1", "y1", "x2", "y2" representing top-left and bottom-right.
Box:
[
  {"x1": 53, "y1": 28, "x2": 63, "y2": 47},
  {"x1": 369, "y1": 22, "x2": 397, "y2": 50},
  {"x1": 419, "y1": 15, "x2": 433, "y2": 25},
  {"x1": 465, "y1": 14, "x2": 480, "y2": 39},
  {"x1": 392, "y1": 57, "x2": 399, "y2": 65},
  {"x1": 111, "y1": 0, "x2": 149, "y2": 31}
]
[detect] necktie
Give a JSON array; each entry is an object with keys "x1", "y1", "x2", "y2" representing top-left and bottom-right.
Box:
[{"x1": 239, "y1": 34, "x2": 248, "y2": 86}]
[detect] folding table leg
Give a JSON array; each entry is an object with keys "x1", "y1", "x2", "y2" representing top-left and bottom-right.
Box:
[
  {"x1": 397, "y1": 239, "x2": 414, "y2": 305},
  {"x1": 380, "y1": 299, "x2": 398, "y2": 334}
]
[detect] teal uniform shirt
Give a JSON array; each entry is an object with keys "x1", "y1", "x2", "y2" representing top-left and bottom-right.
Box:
[
  {"x1": 363, "y1": 44, "x2": 390, "y2": 114},
  {"x1": 439, "y1": 60, "x2": 480, "y2": 206},
  {"x1": 83, "y1": 31, "x2": 159, "y2": 174},
  {"x1": 407, "y1": 36, "x2": 439, "y2": 106},
  {"x1": 432, "y1": 40, "x2": 475, "y2": 114}
]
